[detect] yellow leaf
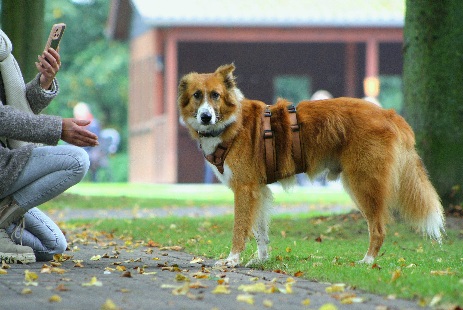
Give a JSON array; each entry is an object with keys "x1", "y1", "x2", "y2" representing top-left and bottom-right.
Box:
[
  {"x1": 301, "y1": 298, "x2": 310, "y2": 306},
  {"x1": 172, "y1": 283, "x2": 190, "y2": 295},
  {"x1": 90, "y1": 255, "x2": 101, "y2": 261},
  {"x1": 175, "y1": 273, "x2": 190, "y2": 282},
  {"x1": 116, "y1": 265, "x2": 127, "y2": 272},
  {"x1": 190, "y1": 257, "x2": 204, "y2": 264},
  {"x1": 319, "y1": 303, "x2": 338, "y2": 310},
  {"x1": 82, "y1": 276, "x2": 103, "y2": 287},
  {"x1": 263, "y1": 299, "x2": 274, "y2": 307},
  {"x1": 325, "y1": 283, "x2": 345, "y2": 293},
  {"x1": 284, "y1": 282, "x2": 293, "y2": 294},
  {"x1": 286, "y1": 247, "x2": 292, "y2": 253},
  {"x1": 21, "y1": 288, "x2": 32, "y2": 294},
  {"x1": 211, "y1": 285, "x2": 230, "y2": 294},
  {"x1": 101, "y1": 299, "x2": 119, "y2": 310},
  {"x1": 236, "y1": 294, "x2": 254, "y2": 305},
  {"x1": 0, "y1": 269, "x2": 7, "y2": 275},
  {"x1": 49, "y1": 295, "x2": 62, "y2": 303},
  {"x1": 429, "y1": 294, "x2": 443, "y2": 307},
  {"x1": 238, "y1": 282, "x2": 267, "y2": 293},
  {"x1": 24, "y1": 270, "x2": 39, "y2": 286},
  {"x1": 24, "y1": 270, "x2": 38, "y2": 282},
  {"x1": 1, "y1": 261, "x2": 10, "y2": 269}
]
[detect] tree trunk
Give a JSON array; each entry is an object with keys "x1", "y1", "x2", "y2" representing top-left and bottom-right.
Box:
[
  {"x1": 1, "y1": 0, "x2": 45, "y2": 81},
  {"x1": 403, "y1": 1, "x2": 463, "y2": 208}
]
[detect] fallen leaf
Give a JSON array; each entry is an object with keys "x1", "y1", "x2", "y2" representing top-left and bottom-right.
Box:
[
  {"x1": 301, "y1": 298, "x2": 310, "y2": 306},
  {"x1": 90, "y1": 255, "x2": 102, "y2": 261},
  {"x1": 263, "y1": 299, "x2": 273, "y2": 307},
  {"x1": 238, "y1": 282, "x2": 267, "y2": 293},
  {"x1": 429, "y1": 294, "x2": 443, "y2": 307},
  {"x1": 121, "y1": 271, "x2": 132, "y2": 278},
  {"x1": 390, "y1": 270, "x2": 402, "y2": 282},
  {"x1": 294, "y1": 271, "x2": 304, "y2": 277},
  {"x1": 430, "y1": 269, "x2": 455, "y2": 276},
  {"x1": 55, "y1": 284, "x2": 69, "y2": 292},
  {"x1": 172, "y1": 283, "x2": 190, "y2": 295},
  {"x1": 175, "y1": 273, "x2": 190, "y2": 282},
  {"x1": 1, "y1": 261, "x2": 10, "y2": 269},
  {"x1": 211, "y1": 285, "x2": 231, "y2": 294},
  {"x1": 236, "y1": 294, "x2": 254, "y2": 305},
  {"x1": 189, "y1": 281, "x2": 208, "y2": 289},
  {"x1": 21, "y1": 288, "x2": 32, "y2": 294},
  {"x1": 0, "y1": 269, "x2": 7, "y2": 275},
  {"x1": 159, "y1": 246, "x2": 182, "y2": 251},
  {"x1": 49, "y1": 295, "x2": 62, "y2": 303},
  {"x1": 192, "y1": 271, "x2": 209, "y2": 279},
  {"x1": 82, "y1": 276, "x2": 103, "y2": 287},
  {"x1": 101, "y1": 299, "x2": 119, "y2": 310},
  {"x1": 325, "y1": 283, "x2": 346, "y2": 293},
  {"x1": 319, "y1": 303, "x2": 338, "y2": 310},
  {"x1": 190, "y1": 257, "x2": 204, "y2": 264},
  {"x1": 24, "y1": 270, "x2": 39, "y2": 286},
  {"x1": 116, "y1": 266, "x2": 127, "y2": 272}
]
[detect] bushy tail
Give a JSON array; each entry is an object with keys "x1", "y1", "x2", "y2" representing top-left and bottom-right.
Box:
[{"x1": 396, "y1": 150, "x2": 445, "y2": 242}]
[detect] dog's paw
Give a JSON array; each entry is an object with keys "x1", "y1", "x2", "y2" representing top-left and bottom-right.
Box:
[
  {"x1": 357, "y1": 254, "x2": 375, "y2": 264},
  {"x1": 214, "y1": 253, "x2": 240, "y2": 268}
]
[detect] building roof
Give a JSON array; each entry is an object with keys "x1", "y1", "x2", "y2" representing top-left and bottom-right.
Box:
[{"x1": 131, "y1": 0, "x2": 405, "y2": 28}]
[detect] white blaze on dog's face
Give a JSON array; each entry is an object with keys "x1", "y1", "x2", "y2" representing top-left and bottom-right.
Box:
[{"x1": 177, "y1": 64, "x2": 243, "y2": 136}]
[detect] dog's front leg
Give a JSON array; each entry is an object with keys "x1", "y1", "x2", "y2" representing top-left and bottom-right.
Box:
[
  {"x1": 245, "y1": 186, "x2": 273, "y2": 267},
  {"x1": 214, "y1": 184, "x2": 261, "y2": 268}
]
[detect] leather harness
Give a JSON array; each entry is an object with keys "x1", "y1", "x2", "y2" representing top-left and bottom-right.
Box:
[
  {"x1": 263, "y1": 104, "x2": 305, "y2": 184},
  {"x1": 202, "y1": 104, "x2": 305, "y2": 184}
]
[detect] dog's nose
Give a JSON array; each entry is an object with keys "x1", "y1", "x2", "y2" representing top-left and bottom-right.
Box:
[{"x1": 200, "y1": 112, "x2": 212, "y2": 124}]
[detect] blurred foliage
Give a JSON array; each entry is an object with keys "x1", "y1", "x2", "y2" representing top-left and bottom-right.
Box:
[{"x1": 43, "y1": 0, "x2": 129, "y2": 157}]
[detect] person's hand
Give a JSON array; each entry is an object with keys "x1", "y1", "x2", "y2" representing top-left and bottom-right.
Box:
[
  {"x1": 61, "y1": 118, "x2": 99, "y2": 147},
  {"x1": 36, "y1": 48, "x2": 61, "y2": 90}
]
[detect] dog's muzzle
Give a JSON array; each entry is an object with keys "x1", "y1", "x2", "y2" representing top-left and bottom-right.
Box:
[{"x1": 200, "y1": 111, "x2": 213, "y2": 125}]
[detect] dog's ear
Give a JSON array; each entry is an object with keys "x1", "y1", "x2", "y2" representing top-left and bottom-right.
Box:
[
  {"x1": 215, "y1": 64, "x2": 236, "y2": 89},
  {"x1": 177, "y1": 76, "x2": 190, "y2": 107}
]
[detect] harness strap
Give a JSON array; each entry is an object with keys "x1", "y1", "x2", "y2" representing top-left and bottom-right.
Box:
[
  {"x1": 288, "y1": 105, "x2": 306, "y2": 174},
  {"x1": 263, "y1": 106, "x2": 277, "y2": 184},
  {"x1": 204, "y1": 141, "x2": 232, "y2": 174},
  {"x1": 262, "y1": 104, "x2": 305, "y2": 184}
]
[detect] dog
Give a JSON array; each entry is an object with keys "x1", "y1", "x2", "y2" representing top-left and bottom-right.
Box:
[{"x1": 177, "y1": 63, "x2": 445, "y2": 267}]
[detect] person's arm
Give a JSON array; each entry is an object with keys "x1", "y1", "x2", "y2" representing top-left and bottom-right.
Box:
[
  {"x1": 25, "y1": 48, "x2": 61, "y2": 114},
  {"x1": 0, "y1": 104, "x2": 98, "y2": 147}
]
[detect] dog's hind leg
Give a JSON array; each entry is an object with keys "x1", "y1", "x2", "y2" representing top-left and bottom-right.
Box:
[
  {"x1": 214, "y1": 183, "x2": 263, "y2": 268},
  {"x1": 246, "y1": 186, "x2": 273, "y2": 267},
  {"x1": 342, "y1": 173, "x2": 389, "y2": 264}
]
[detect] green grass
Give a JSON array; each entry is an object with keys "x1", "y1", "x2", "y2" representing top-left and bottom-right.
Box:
[
  {"x1": 45, "y1": 182, "x2": 463, "y2": 306},
  {"x1": 68, "y1": 213, "x2": 463, "y2": 307},
  {"x1": 41, "y1": 182, "x2": 353, "y2": 210}
]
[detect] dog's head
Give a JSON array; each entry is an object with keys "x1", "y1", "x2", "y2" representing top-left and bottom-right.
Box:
[{"x1": 178, "y1": 64, "x2": 244, "y2": 137}]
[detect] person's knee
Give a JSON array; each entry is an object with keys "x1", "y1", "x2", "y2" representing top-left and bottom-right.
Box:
[{"x1": 67, "y1": 145, "x2": 90, "y2": 179}]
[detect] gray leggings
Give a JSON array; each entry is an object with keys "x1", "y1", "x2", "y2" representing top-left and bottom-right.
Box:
[{"x1": 0, "y1": 145, "x2": 89, "y2": 261}]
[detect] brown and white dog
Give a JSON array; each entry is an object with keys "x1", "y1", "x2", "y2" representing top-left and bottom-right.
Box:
[{"x1": 177, "y1": 64, "x2": 445, "y2": 267}]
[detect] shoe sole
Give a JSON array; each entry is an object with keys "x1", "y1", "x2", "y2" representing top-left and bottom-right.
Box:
[
  {"x1": 0, "y1": 207, "x2": 25, "y2": 229},
  {"x1": 0, "y1": 252, "x2": 36, "y2": 264}
]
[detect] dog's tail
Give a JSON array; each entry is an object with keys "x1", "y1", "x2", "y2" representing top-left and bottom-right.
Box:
[{"x1": 393, "y1": 119, "x2": 445, "y2": 242}]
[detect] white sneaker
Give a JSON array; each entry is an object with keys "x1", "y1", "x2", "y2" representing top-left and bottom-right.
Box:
[{"x1": 0, "y1": 229, "x2": 35, "y2": 264}]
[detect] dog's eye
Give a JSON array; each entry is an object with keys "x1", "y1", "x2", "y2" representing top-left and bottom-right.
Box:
[
  {"x1": 211, "y1": 91, "x2": 220, "y2": 100},
  {"x1": 193, "y1": 91, "x2": 202, "y2": 99}
]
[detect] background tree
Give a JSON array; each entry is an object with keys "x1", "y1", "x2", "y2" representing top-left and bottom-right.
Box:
[
  {"x1": 403, "y1": 1, "x2": 463, "y2": 208},
  {"x1": 1, "y1": 0, "x2": 45, "y2": 81}
]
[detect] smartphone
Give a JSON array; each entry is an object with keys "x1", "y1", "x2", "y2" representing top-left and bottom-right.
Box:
[{"x1": 44, "y1": 23, "x2": 66, "y2": 51}]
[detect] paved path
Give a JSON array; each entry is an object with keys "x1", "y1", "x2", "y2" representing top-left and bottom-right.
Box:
[{"x1": 0, "y1": 229, "x2": 427, "y2": 310}]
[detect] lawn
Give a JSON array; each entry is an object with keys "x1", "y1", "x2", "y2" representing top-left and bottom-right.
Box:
[{"x1": 46, "y1": 182, "x2": 463, "y2": 307}]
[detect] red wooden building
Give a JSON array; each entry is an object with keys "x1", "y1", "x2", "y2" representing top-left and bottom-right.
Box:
[{"x1": 107, "y1": 0, "x2": 404, "y2": 183}]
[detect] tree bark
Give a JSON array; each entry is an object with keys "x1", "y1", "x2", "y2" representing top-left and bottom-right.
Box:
[
  {"x1": 403, "y1": 0, "x2": 463, "y2": 208},
  {"x1": 1, "y1": 0, "x2": 45, "y2": 81}
]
